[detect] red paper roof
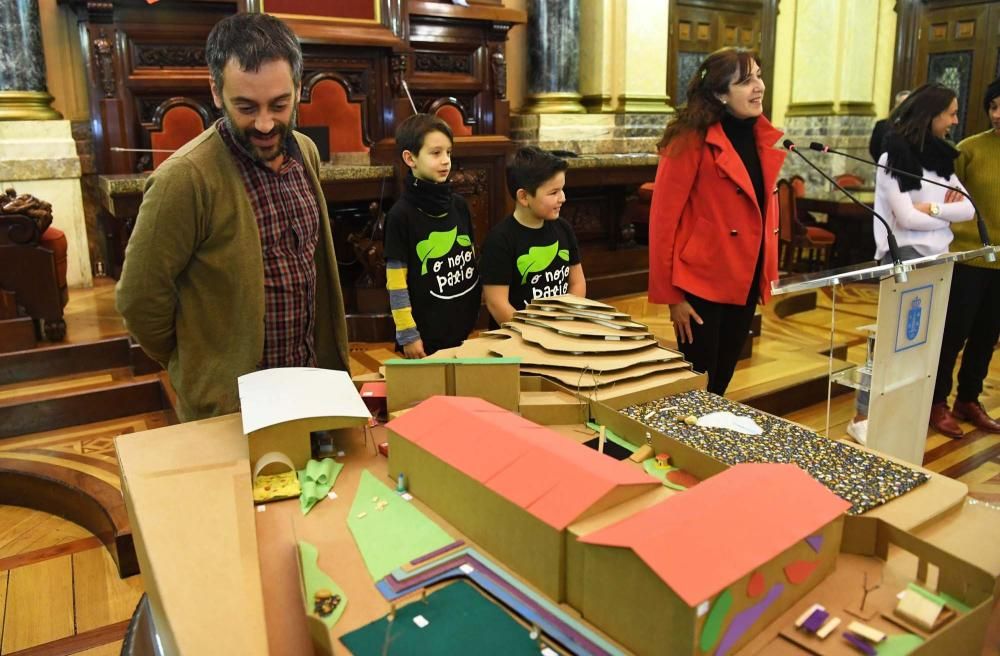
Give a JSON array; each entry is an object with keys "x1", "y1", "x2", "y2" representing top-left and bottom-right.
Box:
[
  {"x1": 386, "y1": 396, "x2": 658, "y2": 529},
  {"x1": 360, "y1": 382, "x2": 387, "y2": 398},
  {"x1": 579, "y1": 463, "x2": 851, "y2": 606}
]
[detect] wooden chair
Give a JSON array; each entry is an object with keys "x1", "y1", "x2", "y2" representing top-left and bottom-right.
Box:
[
  {"x1": 777, "y1": 179, "x2": 835, "y2": 272},
  {"x1": 834, "y1": 173, "x2": 865, "y2": 190},
  {"x1": 0, "y1": 212, "x2": 68, "y2": 340}
]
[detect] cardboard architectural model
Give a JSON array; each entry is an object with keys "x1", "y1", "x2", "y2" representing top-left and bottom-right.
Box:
[
  {"x1": 238, "y1": 367, "x2": 371, "y2": 469},
  {"x1": 385, "y1": 395, "x2": 660, "y2": 600},
  {"x1": 446, "y1": 294, "x2": 701, "y2": 391},
  {"x1": 574, "y1": 463, "x2": 850, "y2": 656},
  {"x1": 384, "y1": 357, "x2": 520, "y2": 412}
]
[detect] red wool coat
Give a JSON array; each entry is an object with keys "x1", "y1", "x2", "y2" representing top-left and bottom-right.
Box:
[{"x1": 648, "y1": 116, "x2": 786, "y2": 306}]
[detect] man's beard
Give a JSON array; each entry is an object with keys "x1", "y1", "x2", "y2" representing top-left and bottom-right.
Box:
[{"x1": 223, "y1": 105, "x2": 298, "y2": 164}]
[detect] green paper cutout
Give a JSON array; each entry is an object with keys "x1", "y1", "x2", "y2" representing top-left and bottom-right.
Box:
[
  {"x1": 557, "y1": 248, "x2": 569, "y2": 261},
  {"x1": 907, "y1": 582, "x2": 971, "y2": 614},
  {"x1": 298, "y1": 458, "x2": 343, "y2": 515},
  {"x1": 875, "y1": 633, "x2": 924, "y2": 655},
  {"x1": 416, "y1": 226, "x2": 457, "y2": 274},
  {"x1": 298, "y1": 541, "x2": 347, "y2": 628},
  {"x1": 347, "y1": 470, "x2": 454, "y2": 581},
  {"x1": 642, "y1": 458, "x2": 686, "y2": 491},
  {"x1": 340, "y1": 580, "x2": 539, "y2": 656},
  {"x1": 456, "y1": 234, "x2": 472, "y2": 247},
  {"x1": 700, "y1": 588, "x2": 732, "y2": 652},
  {"x1": 585, "y1": 422, "x2": 638, "y2": 453},
  {"x1": 516, "y1": 241, "x2": 560, "y2": 284}
]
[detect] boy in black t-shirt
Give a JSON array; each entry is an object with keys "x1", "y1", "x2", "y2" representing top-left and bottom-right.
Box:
[
  {"x1": 480, "y1": 146, "x2": 586, "y2": 326},
  {"x1": 383, "y1": 114, "x2": 481, "y2": 357}
]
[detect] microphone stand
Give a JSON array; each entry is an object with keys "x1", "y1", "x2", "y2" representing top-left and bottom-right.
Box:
[
  {"x1": 810, "y1": 141, "x2": 996, "y2": 263},
  {"x1": 782, "y1": 140, "x2": 909, "y2": 283}
]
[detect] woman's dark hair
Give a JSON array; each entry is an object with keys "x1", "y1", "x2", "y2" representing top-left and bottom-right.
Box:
[
  {"x1": 657, "y1": 47, "x2": 759, "y2": 152},
  {"x1": 887, "y1": 83, "x2": 957, "y2": 149},
  {"x1": 206, "y1": 14, "x2": 303, "y2": 94},
  {"x1": 983, "y1": 76, "x2": 1000, "y2": 114},
  {"x1": 506, "y1": 146, "x2": 568, "y2": 199},
  {"x1": 396, "y1": 114, "x2": 454, "y2": 161}
]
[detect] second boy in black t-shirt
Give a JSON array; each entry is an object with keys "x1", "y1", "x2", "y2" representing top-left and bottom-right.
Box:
[{"x1": 480, "y1": 146, "x2": 585, "y2": 326}]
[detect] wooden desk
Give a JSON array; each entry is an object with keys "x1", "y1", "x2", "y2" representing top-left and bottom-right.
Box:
[{"x1": 799, "y1": 191, "x2": 876, "y2": 268}]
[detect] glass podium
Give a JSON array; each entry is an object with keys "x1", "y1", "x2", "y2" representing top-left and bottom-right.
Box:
[{"x1": 771, "y1": 246, "x2": 997, "y2": 465}]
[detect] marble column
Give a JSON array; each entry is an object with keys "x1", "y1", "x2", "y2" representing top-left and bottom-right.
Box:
[
  {"x1": 0, "y1": 0, "x2": 61, "y2": 120},
  {"x1": 778, "y1": 0, "x2": 887, "y2": 187},
  {"x1": 523, "y1": 0, "x2": 585, "y2": 113}
]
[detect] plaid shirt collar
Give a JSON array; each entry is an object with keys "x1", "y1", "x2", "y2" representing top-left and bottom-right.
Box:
[{"x1": 216, "y1": 118, "x2": 304, "y2": 173}]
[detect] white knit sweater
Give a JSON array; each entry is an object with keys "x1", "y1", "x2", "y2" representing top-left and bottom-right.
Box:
[{"x1": 873, "y1": 152, "x2": 975, "y2": 261}]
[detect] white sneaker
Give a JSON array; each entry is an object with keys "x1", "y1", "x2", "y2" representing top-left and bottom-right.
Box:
[{"x1": 846, "y1": 418, "x2": 868, "y2": 446}]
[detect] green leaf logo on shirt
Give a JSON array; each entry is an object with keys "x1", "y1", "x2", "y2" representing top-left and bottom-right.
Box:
[
  {"x1": 558, "y1": 249, "x2": 569, "y2": 261},
  {"x1": 416, "y1": 226, "x2": 457, "y2": 275},
  {"x1": 456, "y1": 235, "x2": 472, "y2": 247},
  {"x1": 516, "y1": 241, "x2": 560, "y2": 284}
]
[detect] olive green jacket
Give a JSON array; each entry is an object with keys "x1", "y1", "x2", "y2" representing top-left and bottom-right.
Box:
[{"x1": 116, "y1": 126, "x2": 350, "y2": 421}]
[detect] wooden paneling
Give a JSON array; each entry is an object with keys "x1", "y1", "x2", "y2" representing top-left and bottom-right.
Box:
[
  {"x1": 897, "y1": 0, "x2": 1000, "y2": 139},
  {"x1": 669, "y1": 0, "x2": 777, "y2": 114}
]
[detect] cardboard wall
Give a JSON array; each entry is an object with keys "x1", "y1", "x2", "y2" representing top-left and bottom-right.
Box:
[
  {"x1": 580, "y1": 543, "x2": 693, "y2": 656},
  {"x1": 387, "y1": 429, "x2": 565, "y2": 600}
]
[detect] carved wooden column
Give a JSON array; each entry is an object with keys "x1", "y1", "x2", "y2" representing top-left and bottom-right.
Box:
[{"x1": 0, "y1": 0, "x2": 61, "y2": 119}]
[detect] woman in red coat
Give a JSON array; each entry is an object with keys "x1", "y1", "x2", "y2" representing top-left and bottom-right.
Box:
[{"x1": 649, "y1": 47, "x2": 786, "y2": 395}]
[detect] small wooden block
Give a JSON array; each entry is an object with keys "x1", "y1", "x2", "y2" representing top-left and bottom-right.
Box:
[
  {"x1": 816, "y1": 616, "x2": 841, "y2": 639},
  {"x1": 795, "y1": 603, "x2": 825, "y2": 628},
  {"x1": 894, "y1": 589, "x2": 943, "y2": 631},
  {"x1": 846, "y1": 621, "x2": 885, "y2": 643},
  {"x1": 629, "y1": 444, "x2": 654, "y2": 463}
]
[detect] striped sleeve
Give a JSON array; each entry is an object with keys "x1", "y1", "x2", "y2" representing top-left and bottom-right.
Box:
[{"x1": 386, "y1": 259, "x2": 420, "y2": 345}]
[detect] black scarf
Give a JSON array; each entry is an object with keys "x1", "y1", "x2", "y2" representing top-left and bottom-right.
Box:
[
  {"x1": 402, "y1": 172, "x2": 453, "y2": 216},
  {"x1": 883, "y1": 129, "x2": 959, "y2": 193}
]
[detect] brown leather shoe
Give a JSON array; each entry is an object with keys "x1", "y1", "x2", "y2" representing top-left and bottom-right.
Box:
[
  {"x1": 929, "y1": 402, "x2": 964, "y2": 439},
  {"x1": 952, "y1": 400, "x2": 1000, "y2": 433}
]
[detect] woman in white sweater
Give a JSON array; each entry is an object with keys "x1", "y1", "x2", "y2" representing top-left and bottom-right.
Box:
[
  {"x1": 848, "y1": 84, "x2": 974, "y2": 445},
  {"x1": 873, "y1": 83, "x2": 974, "y2": 264}
]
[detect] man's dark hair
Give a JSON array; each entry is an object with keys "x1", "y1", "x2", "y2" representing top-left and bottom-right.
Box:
[
  {"x1": 206, "y1": 13, "x2": 303, "y2": 94},
  {"x1": 395, "y1": 114, "x2": 454, "y2": 160},
  {"x1": 506, "y1": 146, "x2": 568, "y2": 199}
]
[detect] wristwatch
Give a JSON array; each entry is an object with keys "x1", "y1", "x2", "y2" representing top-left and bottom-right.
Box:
[{"x1": 930, "y1": 203, "x2": 942, "y2": 217}]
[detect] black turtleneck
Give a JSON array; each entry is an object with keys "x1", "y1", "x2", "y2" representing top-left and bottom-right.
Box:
[
  {"x1": 721, "y1": 112, "x2": 766, "y2": 217},
  {"x1": 402, "y1": 172, "x2": 454, "y2": 216}
]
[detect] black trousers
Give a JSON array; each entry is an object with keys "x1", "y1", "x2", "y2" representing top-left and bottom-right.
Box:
[
  {"x1": 679, "y1": 286, "x2": 758, "y2": 396},
  {"x1": 933, "y1": 264, "x2": 1000, "y2": 404}
]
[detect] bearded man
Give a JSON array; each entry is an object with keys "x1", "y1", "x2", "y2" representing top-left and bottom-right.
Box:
[{"x1": 116, "y1": 13, "x2": 349, "y2": 421}]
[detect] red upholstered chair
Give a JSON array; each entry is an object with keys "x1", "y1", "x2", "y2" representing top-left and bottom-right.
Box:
[
  {"x1": 150, "y1": 104, "x2": 207, "y2": 169},
  {"x1": 834, "y1": 173, "x2": 865, "y2": 190},
  {"x1": 790, "y1": 175, "x2": 806, "y2": 198},
  {"x1": 298, "y1": 78, "x2": 368, "y2": 155},
  {"x1": 777, "y1": 179, "x2": 835, "y2": 272},
  {"x1": 0, "y1": 213, "x2": 68, "y2": 340},
  {"x1": 433, "y1": 103, "x2": 473, "y2": 137}
]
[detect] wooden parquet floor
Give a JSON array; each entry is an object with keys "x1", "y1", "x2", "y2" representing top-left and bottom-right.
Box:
[{"x1": 1, "y1": 282, "x2": 998, "y2": 654}]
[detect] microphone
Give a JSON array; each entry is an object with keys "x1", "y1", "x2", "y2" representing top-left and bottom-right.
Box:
[
  {"x1": 782, "y1": 140, "x2": 908, "y2": 282},
  {"x1": 809, "y1": 140, "x2": 996, "y2": 263}
]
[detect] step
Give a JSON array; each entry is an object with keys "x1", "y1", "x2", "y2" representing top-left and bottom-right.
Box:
[{"x1": 0, "y1": 377, "x2": 172, "y2": 440}]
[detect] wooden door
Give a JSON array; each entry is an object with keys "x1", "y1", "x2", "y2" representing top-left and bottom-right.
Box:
[
  {"x1": 668, "y1": 0, "x2": 775, "y2": 115},
  {"x1": 903, "y1": 1, "x2": 1000, "y2": 140}
]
